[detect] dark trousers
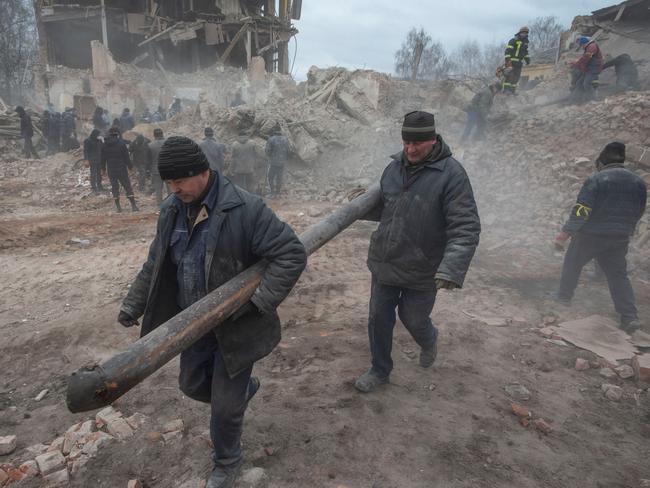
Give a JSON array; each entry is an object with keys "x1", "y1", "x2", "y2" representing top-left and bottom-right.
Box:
[
  {"x1": 108, "y1": 166, "x2": 134, "y2": 200},
  {"x1": 570, "y1": 69, "x2": 600, "y2": 102},
  {"x1": 90, "y1": 160, "x2": 103, "y2": 190},
  {"x1": 23, "y1": 137, "x2": 39, "y2": 159},
  {"x1": 267, "y1": 165, "x2": 284, "y2": 194},
  {"x1": 179, "y1": 332, "x2": 255, "y2": 465},
  {"x1": 135, "y1": 165, "x2": 148, "y2": 191},
  {"x1": 558, "y1": 233, "x2": 637, "y2": 322},
  {"x1": 503, "y1": 63, "x2": 522, "y2": 93},
  {"x1": 367, "y1": 276, "x2": 438, "y2": 378},
  {"x1": 461, "y1": 110, "x2": 486, "y2": 141}
]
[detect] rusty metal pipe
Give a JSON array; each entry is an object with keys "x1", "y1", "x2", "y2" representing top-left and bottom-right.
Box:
[{"x1": 66, "y1": 185, "x2": 380, "y2": 412}]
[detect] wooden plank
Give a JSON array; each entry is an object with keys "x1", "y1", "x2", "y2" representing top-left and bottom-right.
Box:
[
  {"x1": 614, "y1": 4, "x2": 626, "y2": 21},
  {"x1": 219, "y1": 21, "x2": 250, "y2": 64}
]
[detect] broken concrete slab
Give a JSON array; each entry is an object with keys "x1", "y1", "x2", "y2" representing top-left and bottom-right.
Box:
[
  {"x1": 553, "y1": 315, "x2": 639, "y2": 363},
  {"x1": 43, "y1": 467, "x2": 69, "y2": 486},
  {"x1": 106, "y1": 417, "x2": 134, "y2": 440},
  {"x1": 601, "y1": 384, "x2": 623, "y2": 401},
  {"x1": 35, "y1": 450, "x2": 66, "y2": 475},
  {"x1": 0, "y1": 435, "x2": 17, "y2": 455}
]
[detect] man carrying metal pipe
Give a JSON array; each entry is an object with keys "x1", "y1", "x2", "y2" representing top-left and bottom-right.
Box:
[
  {"x1": 355, "y1": 111, "x2": 481, "y2": 393},
  {"x1": 118, "y1": 136, "x2": 307, "y2": 488}
]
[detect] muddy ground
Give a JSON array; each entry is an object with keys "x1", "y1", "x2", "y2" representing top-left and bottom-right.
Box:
[{"x1": 1, "y1": 150, "x2": 649, "y2": 488}]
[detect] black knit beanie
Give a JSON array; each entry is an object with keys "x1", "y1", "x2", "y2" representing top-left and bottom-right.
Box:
[
  {"x1": 597, "y1": 141, "x2": 626, "y2": 166},
  {"x1": 158, "y1": 136, "x2": 209, "y2": 180},
  {"x1": 402, "y1": 111, "x2": 436, "y2": 142}
]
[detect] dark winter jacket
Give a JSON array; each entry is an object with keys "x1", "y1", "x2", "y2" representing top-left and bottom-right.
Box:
[
  {"x1": 200, "y1": 137, "x2": 227, "y2": 173},
  {"x1": 231, "y1": 138, "x2": 257, "y2": 174},
  {"x1": 505, "y1": 34, "x2": 530, "y2": 65},
  {"x1": 19, "y1": 113, "x2": 34, "y2": 138},
  {"x1": 129, "y1": 136, "x2": 152, "y2": 170},
  {"x1": 603, "y1": 54, "x2": 638, "y2": 88},
  {"x1": 83, "y1": 132, "x2": 103, "y2": 163},
  {"x1": 265, "y1": 135, "x2": 290, "y2": 166},
  {"x1": 119, "y1": 114, "x2": 135, "y2": 132},
  {"x1": 366, "y1": 136, "x2": 481, "y2": 290},
  {"x1": 120, "y1": 175, "x2": 307, "y2": 377},
  {"x1": 101, "y1": 136, "x2": 132, "y2": 172},
  {"x1": 149, "y1": 138, "x2": 165, "y2": 176},
  {"x1": 467, "y1": 88, "x2": 494, "y2": 119},
  {"x1": 563, "y1": 164, "x2": 647, "y2": 237}
]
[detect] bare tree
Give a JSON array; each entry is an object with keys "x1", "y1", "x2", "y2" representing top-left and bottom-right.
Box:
[
  {"x1": 394, "y1": 28, "x2": 451, "y2": 81},
  {"x1": 0, "y1": 0, "x2": 37, "y2": 103},
  {"x1": 527, "y1": 16, "x2": 565, "y2": 58},
  {"x1": 450, "y1": 40, "x2": 501, "y2": 81}
]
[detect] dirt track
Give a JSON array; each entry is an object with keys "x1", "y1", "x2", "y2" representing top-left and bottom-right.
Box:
[{"x1": 1, "y1": 148, "x2": 649, "y2": 488}]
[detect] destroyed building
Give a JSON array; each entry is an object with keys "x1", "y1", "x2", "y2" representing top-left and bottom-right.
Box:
[{"x1": 35, "y1": 0, "x2": 301, "y2": 74}]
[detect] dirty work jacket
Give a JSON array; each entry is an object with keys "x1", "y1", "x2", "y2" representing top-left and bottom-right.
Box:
[
  {"x1": 563, "y1": 164, "x2": 647, "y2": 237},
  {"x1": 231, "y1": 140, "x2": 257, "y2": 174},
  {"x1": 505, "y1": 35, "x2": 530, "y2": 66},
  {"x1": 265, "y1": 135, "x2": 290, "y2": 166},
  {"x1": 200, "y1": 137, "x2": 227, "y2": 173},
  {"x1": 366, "y1": 137, "x2": 481, "y2": 291},
  {"x1": 120, "y1": 175, "x2": 307, "y2": 377},
  {"x1": 100, "y1": 137, "x2": 132, "y2": 172},
  {"x1": 467, "y1": 88, "x2": 494, "y2": 119}
]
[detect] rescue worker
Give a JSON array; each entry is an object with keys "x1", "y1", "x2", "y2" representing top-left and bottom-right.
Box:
[
  {"x1": 503, "y1": 26, "x2": 530, "y2": 94},
  {"x1": 84, "y1": 129, "x2": 104, "y2": 192},
  {"x1": 129, "y1": 133, "x2": 152, "y2": 192},
  {"x1": 265, "y1": 127, "x2": 290, "y2": 197},
  {"x1": 149, "y1": 128, "x2": 166, "y2": 205},
  {"x1": 554, "y1": 142, "x2": 646, "y2": 333},
  {"x1": 15, "y1": 106, "x2": 40, "y2": 159},
  {"x1": 61, "y1": 107, "x2": 78, "y2": 151},
  {"x1": 93, "y1": 106, "x2": 109, "y2": 133},
  {"x1": 570, "y1": 36, "x2": 603, "y2": 103},
  {"x1": 461, "y1": 84, "x2": 499, "y2": 142},
  {"x1": 602, "y1": 53, "x2": 639, "y2": 92},
  {"x1": 48, "y1": 112, "x2": 62, "y2": 154},
  {"x1": 101, "y1": 127, "x2": 139, "y2": 212},
  {"x1": 119, "y1": 108, "x2": 135, "y2": 133},
  {"x1": 118, "y1": 136, "x2": 307, "y2": 488},
  {"x1": 200, "y1": 127, "x2": 227, "y2": 173},
  {"x1": 42, "y1": 110, "x2": 52, "y2": 155},
  {"x1": 354, "y1": 111, "x2": 481, "y2": 393},
  {"x1": 230, "y1": 133, "x2": 257, "y2": 193}
]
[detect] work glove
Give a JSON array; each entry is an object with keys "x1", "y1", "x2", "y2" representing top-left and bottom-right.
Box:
[
  {"x1": 554, "y1": 231, "x2": 570, "y2": 251},
  {"x1": 435, "y1": 279, "x2": 459, "y2": 291},
  {"x1": 118, "y1": 310, "x2": 139, "y2": 328},
  {"x1": 505, "y1": 59, "x2": 513, "y2": 68},
  {"x1": 230, "y1": 301, "x2": 260, "y2": 322}
]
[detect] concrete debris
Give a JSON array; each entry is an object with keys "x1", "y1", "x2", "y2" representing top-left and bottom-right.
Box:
[
  {"x1": 0, "y1": 435, "x2": 17, "y2": 456},
  {"x1": 511, "y1": 403, "x2": 531, "y2": 427},
  {"x1": 96, "y1": 406, "x2": 123, "y2": 425},
  {"x1": 602, "y1": 384, "x2": 624, "y2": 402},
  {"x1": 127, "y1": 480, "x2": 143, "y2": 488},
  {"x1": 161, "y1": 419, "x2": 184, "y2": 434},
  {"x1": 43, "y1": 468, "x2": 69, "y2": 486},
  {"x1": 34, "y1": 388, "x2": 49, "y2": 401},
  {"x1": 632, "y1": 355, "x2": 650, "y2": 384},
  {"x1": 239, "y1": 467, "x2": 270, "y2": 488},
  {"x1": 106, "y1": 417, "x2": 134, "y2": 440},
  {"x1": 599, "y1": 368, "x2": 618, "y2": 379},
  {"x1": 615, "y1": 365, "x2": 635, "y2": 379},
  {"x1": 533, "y1": 418, "x2": 552, "y2": 435},
  {"x1": 35, "y1": 450, "x2": 66, "y2": 476},
  {"x1": 504, "y1": 384, "x2": 531, "y2": 401},
  {"x1": 19, "y1": 460, "x2": 40, "y2": 478},
  {"x1": 575, "y1": 358, "x2": 591, "y2": 371}
]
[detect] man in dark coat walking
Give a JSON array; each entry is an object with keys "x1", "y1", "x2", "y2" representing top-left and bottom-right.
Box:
[
  {"x1": 265, "y1": 127, "x2": 290, "y2": 196},
  {"x1": 200, "y1": 127, "x2": 227, "y2": 173},
  {"x1": 129, "y1": 133, "x2": 152, "y2": 192},
  {"x1": 118, "y1": 136, "x2": 307, "y2": 488},
  {"x1": 101, "y1": 127, "x2": 139, "y2": 212},
  {"x1": 355, "y1": 111, "x2": 481, "y2": 393},
  {"x1": 461, "y1": 84, "x2": 499, "y2": 142},
  {"x1": 230, "y1": 134, "x2": 258, "y2": 193},
  {"x1": 84, "y1": 129, "x2": 104, "y2": 192},
  {"x1": 554, "y1": 142, "x2": 647, "y2": 332},
  {"x1": 15, "y1": 106, "x2": 40, "y2": 159}
]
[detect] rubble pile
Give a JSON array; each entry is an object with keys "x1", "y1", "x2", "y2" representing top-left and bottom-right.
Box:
[{"x1": 0, "y1": 407, "x2": 157, "y2": 486}]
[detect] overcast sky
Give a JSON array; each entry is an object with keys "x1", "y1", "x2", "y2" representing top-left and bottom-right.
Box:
[{"x1": 289, "y1": 0, "x2": 612, "y2": 79}]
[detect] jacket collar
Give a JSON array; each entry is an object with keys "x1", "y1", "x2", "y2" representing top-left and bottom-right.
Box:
[{"x1": 391, "y1": 135, "x2": 453, "y2": 172}]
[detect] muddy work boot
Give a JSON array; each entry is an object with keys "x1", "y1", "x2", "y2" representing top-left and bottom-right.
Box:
[
  {"x1": 550, "y1": 291, "x2": 571, "y2": 306},
  {"x1": 206, "y1": 459, "x2": 242, "y2": 488},
  {"x1": 114, "y1": 198, "x2": 122, "y2": 213},
  {"x1": 419, "y1": 342, "x2": 437, "y2": 368},
  {"x1": 354, "y1": 369, "x2": 388, "y2": 393},
  {"x1": 127, "y1": 196, "x2": 139, "y2": 212},
  {"x1": 620, "y1": 318, "x2": 641, "y2": 334}
]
